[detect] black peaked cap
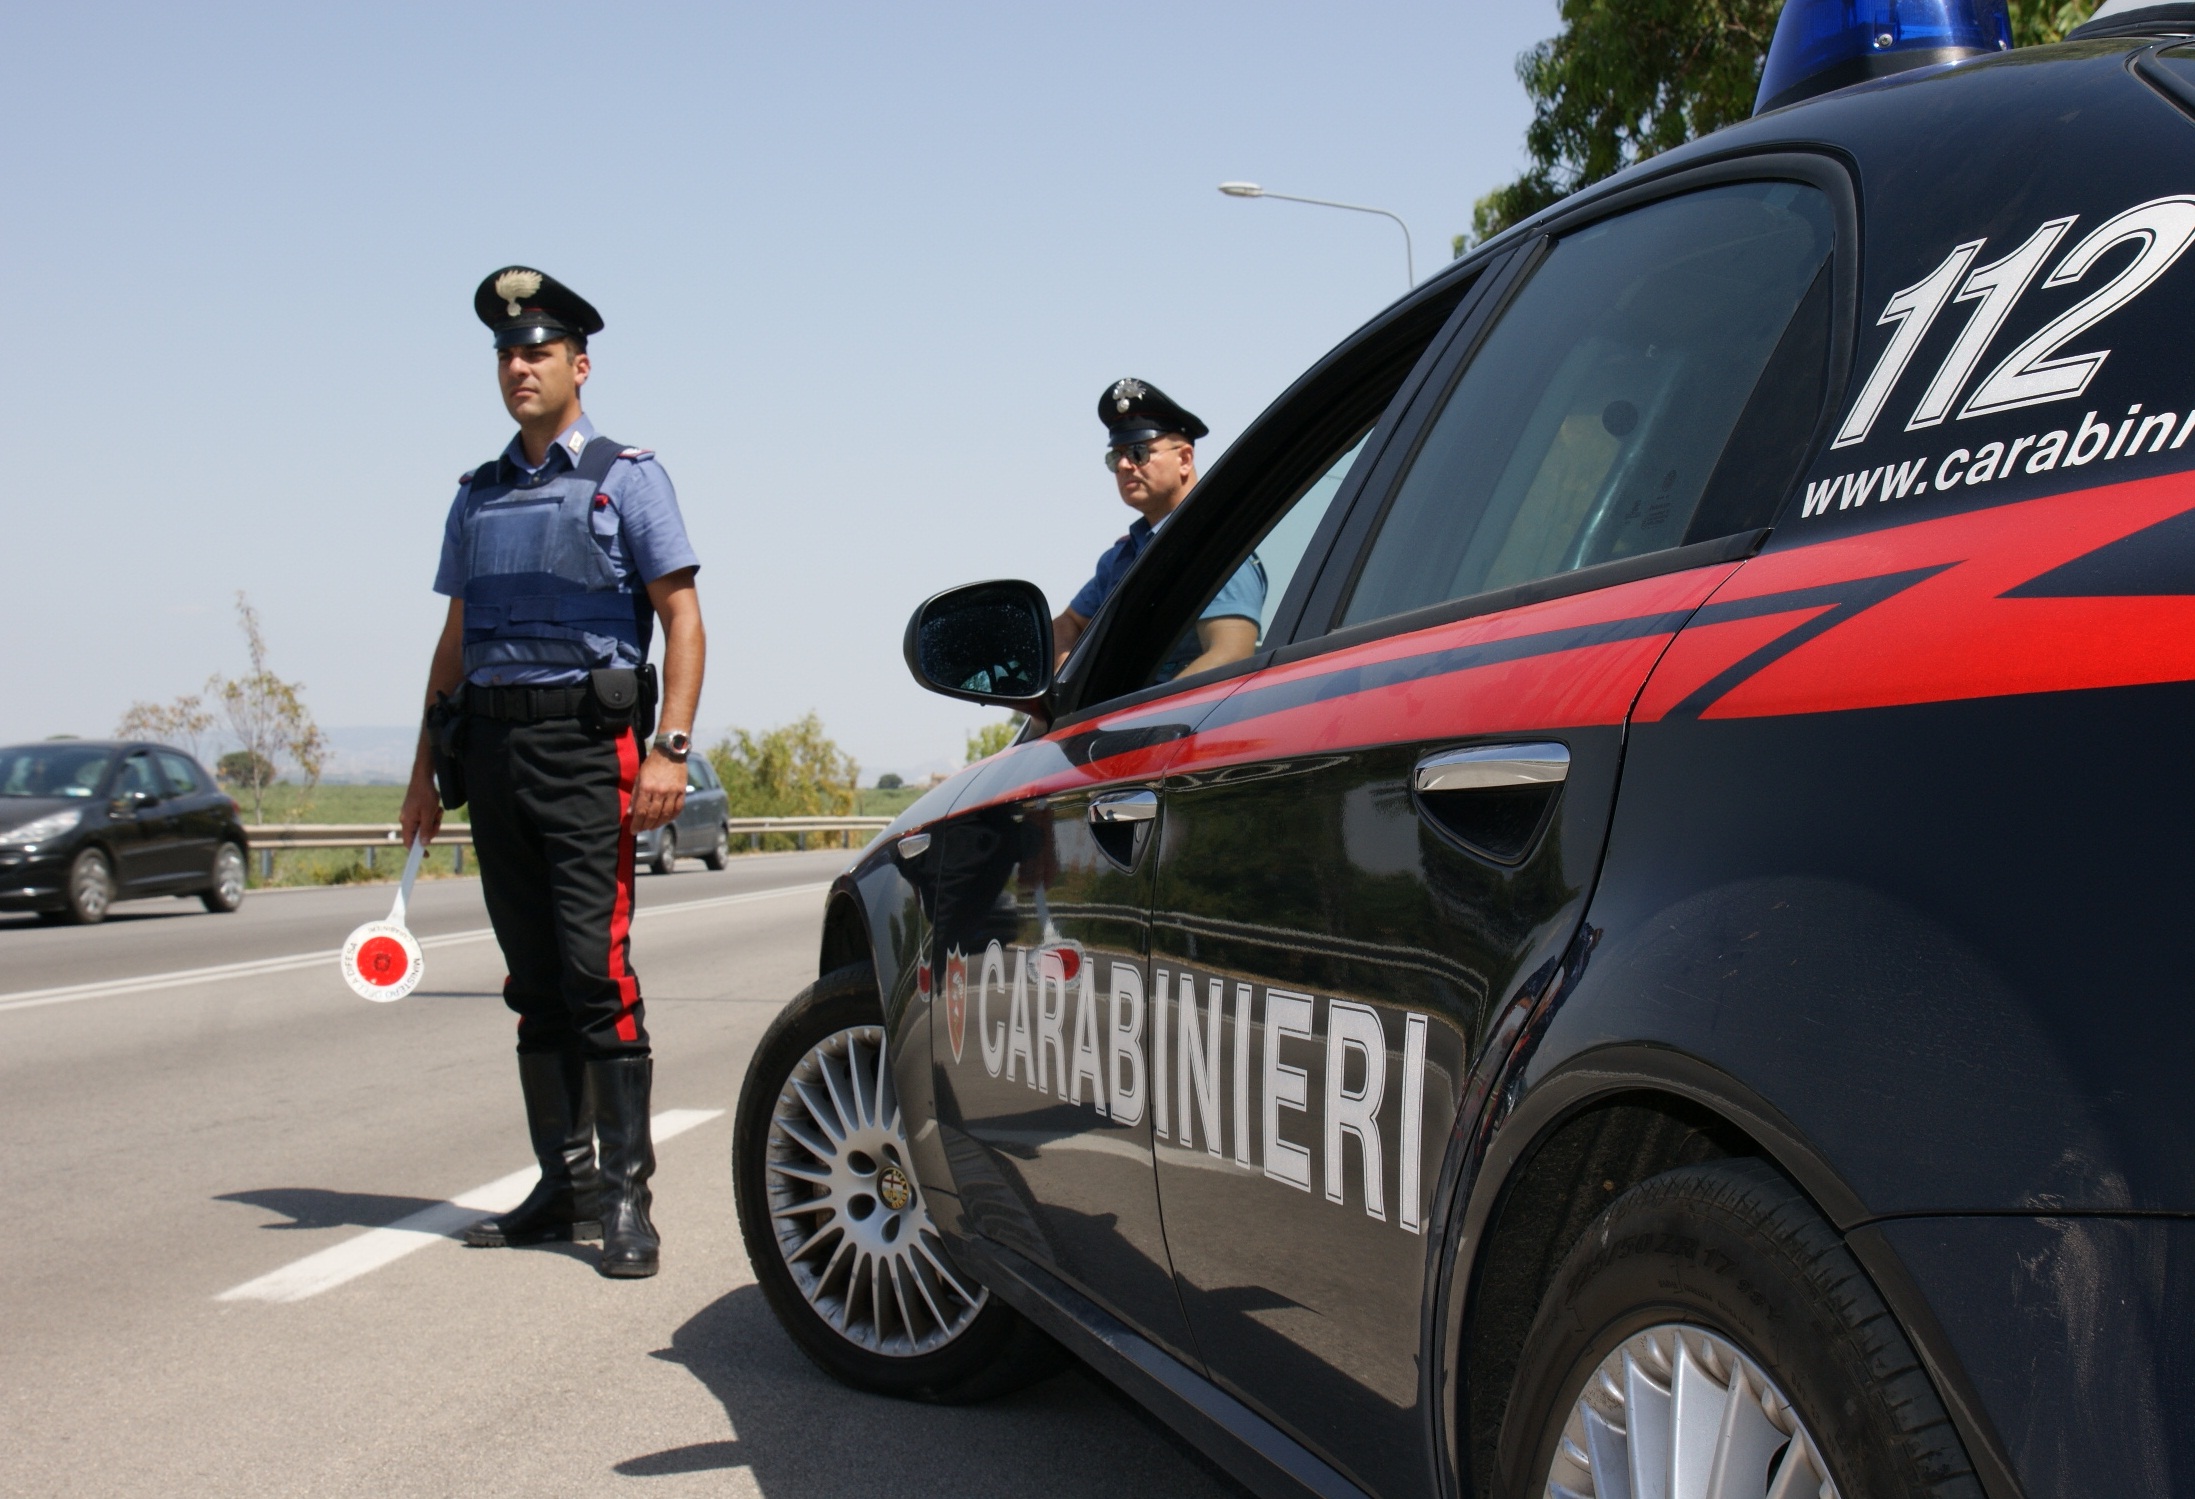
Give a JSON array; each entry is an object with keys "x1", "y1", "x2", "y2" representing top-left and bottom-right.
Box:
[
  {"x1": 474, "y1": 266, "x2": 604, "y2": 349},
  {"x1": 1098, "y1": 377, "x2": 1208, "y2": 443}
]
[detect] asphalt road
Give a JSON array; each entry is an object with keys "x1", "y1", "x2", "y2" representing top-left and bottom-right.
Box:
[{"x1": 0, "y1": 852, "x2": 1231, "y2": 1497}]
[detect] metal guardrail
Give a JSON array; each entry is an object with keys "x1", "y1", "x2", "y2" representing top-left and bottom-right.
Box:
[
  {"x1": 244, "y1": 824, "x2": 475, "y2": 850},
  {"x1": 724, "y1": 816, "x2": 891, "y2": 837},
  {"x1": 241, "y1": 823, "x2": 470, "y2": 879},
  {"x1": 239, "y1": 816, "x2": 893, "y2": 878}
]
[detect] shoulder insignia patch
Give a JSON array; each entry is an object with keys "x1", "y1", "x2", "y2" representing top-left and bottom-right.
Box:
[
  {"x1": 618, "y1": 447, "x2": 655, "y2": 460},
  {"x1": 459, "y1": 469, "x2": 477, "y2": 485}
]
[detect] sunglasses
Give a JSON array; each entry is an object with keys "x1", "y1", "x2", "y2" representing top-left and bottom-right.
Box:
[{"x1": 1103, "y1": 440, "x2": 1178, "y2": 471}]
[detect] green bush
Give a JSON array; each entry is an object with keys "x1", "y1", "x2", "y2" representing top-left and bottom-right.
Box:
[
  {"x1": 218, "y1": 750, "x2": 277, "y2": 790},
  {"x1": 966, "y1": 716, "x2": 1024, "y2": 762},
  {"x1": 708, "y1": 714, "x2": 861, "y2": 851}
]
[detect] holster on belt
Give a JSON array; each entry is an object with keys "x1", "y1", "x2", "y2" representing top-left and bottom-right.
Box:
[
  {"x1": 426, "y1": 687, "x2": 469, "y2": 810},
  {"x1": 586, "y1": 664, "x2": 658, "y2": 741}
]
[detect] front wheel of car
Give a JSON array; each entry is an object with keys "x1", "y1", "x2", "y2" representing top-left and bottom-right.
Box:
[
  {"x1": 733, "y1": 961, "x2": 1065, "y2": 1403},
  {"x1": 200, "y1": 842, "x2": 247, "y2": 913},
  {"x1": 65, "y1": 848, "x2": 116, "y2": 924},
  {"x1": 1496, "y1": 1158, "x2": 1981, "y2": 1499},
  {"x1": 702, "y1": 823, "x2": 730, "y2": 871},
  {"x1": 651, "y1": 827, "x2": 677, "y2": 875}
]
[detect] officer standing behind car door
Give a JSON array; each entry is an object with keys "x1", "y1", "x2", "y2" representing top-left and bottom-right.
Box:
[
  {"x1": 1051, "y1": 378, "x2": 1264, "y2": 678},
  {"x1": 397, "y1": 267, "x2": 707, "y2": 1279}
]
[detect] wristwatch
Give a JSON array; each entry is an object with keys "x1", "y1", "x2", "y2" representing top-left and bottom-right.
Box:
[{"x1": 654, "y1": 729, "x2": 692, "y2": 762}]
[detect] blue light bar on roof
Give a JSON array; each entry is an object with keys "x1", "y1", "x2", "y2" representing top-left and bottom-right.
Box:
[{"x1": 1755, "y1": 0, "x2": 2012, "y2": 114}]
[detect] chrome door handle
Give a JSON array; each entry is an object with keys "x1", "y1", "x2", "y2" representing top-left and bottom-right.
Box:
[
  {"x1": 1414, "y1": 742, "x2": 1570, "y2": 793},
  {"x1": 1089, "y1": 790, "x2": 1159, "y2": 824}
]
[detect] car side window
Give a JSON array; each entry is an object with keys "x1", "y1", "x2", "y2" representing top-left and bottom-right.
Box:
[
  {"x1": 686, "y1": 760, "x2": 708, "y2": 792},
  {"x1": 115, "y1": 752, "x2": 161, "y2": 798},
  {"x1": 1339, "y1": 182, "x2": 1834, "y2": 629},
  {"x1": 156, "y1": 753, "x2": 202, "y2": 794},
  {"x1": 1140, "y1": 429, "x2": 1372, "y2": 689}
]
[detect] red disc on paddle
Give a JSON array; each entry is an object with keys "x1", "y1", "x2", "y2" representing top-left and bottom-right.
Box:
[
  {"x1": 340, "y1": 918, "x2": 423, "y2": 1001},
  {"x1": 355, "y1": 935, "x2": 410, "y2": 986}
]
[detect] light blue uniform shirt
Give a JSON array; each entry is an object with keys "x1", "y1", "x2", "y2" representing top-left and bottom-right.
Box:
[
  {"x1": 1068, "y1": 514, "x2": 1266, "y2": 626},
  {"x1": 433, "y1": 415, "x2": 700, "y2": 686}
]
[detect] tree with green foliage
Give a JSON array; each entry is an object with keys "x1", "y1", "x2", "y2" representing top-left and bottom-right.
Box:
[
  {"x1": 1464, "y1": 0, "x2": 2097, "y2": 251},
  {"x1": 2010, "y1": 0, "x2": 2098, "y2": 45},
  {"x1": 965, "y1": 716, "x2": 1024, "y2": 762},
  {"x1": 875, "y1": 772, "x2": 904, "y2": 790},
  {"x1": 217, "y1": 750, "x2": 276, "y2": 789},
  {"x1": 707, "y1": 713, "x2": 860, "y2": 818}
]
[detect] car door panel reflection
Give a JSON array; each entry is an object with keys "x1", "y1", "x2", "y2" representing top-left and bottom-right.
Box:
[
  {"x1": 1141, "y1": 576, "x2": 1716, "y2": 1492},
  {"x1": 939, "y1": 681, "x2": 1244, "y2": 820},
  {"x1": 926, "y1": 699, "x2": 1229, "y2": 1366},
  {"x1": 1185, "y1": 564, "x2": 1741, "y2": 763}
]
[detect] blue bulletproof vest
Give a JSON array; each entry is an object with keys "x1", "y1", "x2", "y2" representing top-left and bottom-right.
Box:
[{"x1": 456, "y1": 436, "x2": 652, "y2": 679}]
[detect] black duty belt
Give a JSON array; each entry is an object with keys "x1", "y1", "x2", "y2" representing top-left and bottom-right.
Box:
[{"x1": 465, "y1": 684, "x2": 591, "y2": 722}]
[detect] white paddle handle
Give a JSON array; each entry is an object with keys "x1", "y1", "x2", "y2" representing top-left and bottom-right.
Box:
[{"x1": 388, "y1": 836, "x2": 427, "y2": 927}]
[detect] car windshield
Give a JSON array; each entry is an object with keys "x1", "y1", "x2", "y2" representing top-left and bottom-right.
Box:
[{"x1": 0, "y1": 744, "x2": 115, "y2": 798}]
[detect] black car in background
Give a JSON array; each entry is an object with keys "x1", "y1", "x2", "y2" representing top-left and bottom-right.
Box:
[
  {"x1": 730, "y1": 7, "x2": 2195, "y2": 1499},
  {"x1": 0, "y1": 741, "x2": 249, "y2": 924},
  {"x1": 633, "y1": 752, "x2": 731, "y2": 874}
]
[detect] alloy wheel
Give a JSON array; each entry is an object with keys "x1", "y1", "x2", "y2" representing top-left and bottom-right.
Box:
[
  {"x1": 763, "y1": 1024, "x2": 988, "y2": 1356},
  {"x1": 1547, "y1": 1324, "x2": 1839, "y2": 1499},
  {"x1": 210, "y1": 844, "x2": 246, "y2": 909},
  {"x1": 69, "y1": 849, "x2": 114, "y2": 923}
]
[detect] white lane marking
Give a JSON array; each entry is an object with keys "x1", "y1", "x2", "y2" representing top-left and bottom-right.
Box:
[
  {"x1": 215, "y1": 1108, "x2": 724, "y2": 1304},
  {"x1": 0, "y1": 882, "x2": 832, "y2": 1015}
]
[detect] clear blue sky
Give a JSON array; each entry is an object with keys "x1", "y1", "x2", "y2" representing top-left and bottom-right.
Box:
[{"x1": 1, "y1": 0, "x2": 1558, "y2": 780}]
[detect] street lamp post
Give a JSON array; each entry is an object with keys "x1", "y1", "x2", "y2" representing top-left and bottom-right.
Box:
[{"x1": 1219, "y1": 182, "x2": 1417, "y2": 288}]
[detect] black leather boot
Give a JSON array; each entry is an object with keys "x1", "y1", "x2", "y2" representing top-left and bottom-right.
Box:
[
  {"x1": 464, "y1": 1049, "x2": 603, "y2": 1247},
  {"x1": 590, "y1": 1055, "x2": 660, "y2": 1278}
]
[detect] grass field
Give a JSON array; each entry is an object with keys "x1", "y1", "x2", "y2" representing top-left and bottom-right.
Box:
[
  {"x1": 858, "y1": 784, "x2": 928, "y2": 817},
  {"x1": 228, "y1": 782, "x2": 420, "y2": 825}
]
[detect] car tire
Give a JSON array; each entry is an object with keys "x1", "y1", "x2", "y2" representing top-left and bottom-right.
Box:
[
  {"x1": 702, "y1": 823, "x2": 730, "y2": 871},
  {"x1": 651, "y1": 827, "x2": 676, "y2": 875},
  {"x1": 200, "y1": 842, "x2": 247, "y2": 913},
  {"x1": 65, "y1": 847, "x2": 117, "y2": 925},
  {"x1": 1495, "y1": 1158, "x2": 1981, "y2": 1499},
  {"x1": 734, "y1": 961, "x2": 1066, "y2": 1403}
]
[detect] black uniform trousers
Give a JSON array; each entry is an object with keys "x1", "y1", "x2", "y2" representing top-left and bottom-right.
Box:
[{"x1": 465, "y1": 714, "x2": 649, "y2": 1059}]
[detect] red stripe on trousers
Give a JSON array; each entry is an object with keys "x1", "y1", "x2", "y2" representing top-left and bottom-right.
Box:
[{"x1": 609, "y1": 728, "x2": 641, "y2": 1043}]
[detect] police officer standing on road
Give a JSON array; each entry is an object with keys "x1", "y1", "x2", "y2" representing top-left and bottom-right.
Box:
[
  {"x1": 1052, "y1": 378, "x2": 1264, "y2": 679},
  {"x1": 398, "y1": 267, "x2": 706, "y2": 1279}
]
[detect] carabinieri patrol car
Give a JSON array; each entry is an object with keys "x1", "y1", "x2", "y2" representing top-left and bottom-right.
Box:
[{"x1": 733, "y1": 4, "x2": 2195, "y2": 1495}]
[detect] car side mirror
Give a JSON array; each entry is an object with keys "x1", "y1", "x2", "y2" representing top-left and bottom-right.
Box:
[{"x1": 904, "y1": 580, "x2": 1054, "y2": 709}]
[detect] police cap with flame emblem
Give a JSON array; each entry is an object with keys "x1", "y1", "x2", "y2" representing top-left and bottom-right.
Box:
[
  {"x1": 1098, "y1": 377, "x2": 1208, "y2": 445},
  {"x1": 473, "y1": 266, "x2": 605, "y2": 350}
]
